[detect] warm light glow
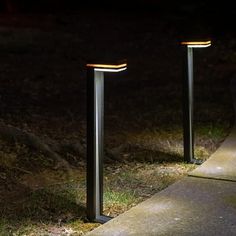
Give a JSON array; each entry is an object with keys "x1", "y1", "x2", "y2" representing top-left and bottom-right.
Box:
[
  {"x1": 181, "y1": 40, "x2": 211, "y2": 48},
  {"x1": 87, "y1": 63, "x2": 127, "y2": 73},
  {"x1": 94, "y1": 67, "x2": 127, "y2": 73},
  {"x1": 86, "y1": 63, "x2": 127, "y2": 69}
]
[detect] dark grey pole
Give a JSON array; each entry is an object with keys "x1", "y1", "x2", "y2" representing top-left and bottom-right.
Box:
[
  {"x1": 87, "y1": 69, "x2": 112, "y2": 223},
  {"x1": 183, "y1": 47, "x2": 194, "y2": 163},
  {"x1": 182, "y1": 40, "x2": 211, "y2": 164},
  {"x1": 87, "y1": 62, "x2": 127, "y2": 223},
  {"x1": 87, "y1": 67, "x2": 97, "y2": 221}
]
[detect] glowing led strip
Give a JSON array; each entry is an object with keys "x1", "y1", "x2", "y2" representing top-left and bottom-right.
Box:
[
  {"x1": 181, "y1": 40, "x2": 211, "y2": 48},
  {"x1": 94, "y1": 67, "x2": 127, "y2": 73},
  {"x1": 87, "y1": 63, "x2": 127, "y2": 69}
]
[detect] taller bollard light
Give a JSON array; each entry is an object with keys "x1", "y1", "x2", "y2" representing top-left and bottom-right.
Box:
[
  {"x1": 86, "y1": 62, "x2": 127, "y2": 223},
  {"x1": 181, "y1": 40, "x2": 211, "y2": 164}
]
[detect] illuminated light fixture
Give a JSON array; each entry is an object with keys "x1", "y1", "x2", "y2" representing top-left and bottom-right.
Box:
[
  {"x1": 181, "y1": 40, "x2": 211, "y2": 164},
  {"x1": 86, "y1": 63, "x2": 127, "y2": 72},
  {"x1": 86, "y1": 61, "x2": 127, "y2": 224},
  {"x1": 181, "y1": 41, "x2": 211, "y2": 48}
]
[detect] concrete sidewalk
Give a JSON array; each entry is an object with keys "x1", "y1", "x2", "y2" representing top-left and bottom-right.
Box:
[{"x1": 189, "y1": 126, "x2": 236, "y2": 181}]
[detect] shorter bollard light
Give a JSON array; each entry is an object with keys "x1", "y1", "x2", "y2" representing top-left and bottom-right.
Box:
[
  {"x1": 181, "y1": 40, "x2": 211, "y2": 164},
  {"x1": 87, "y1": 61, "x2": 127, "y2": 223}
]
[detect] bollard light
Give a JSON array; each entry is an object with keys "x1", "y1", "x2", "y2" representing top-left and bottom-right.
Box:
[
  {"x1": 181, "y1": 40, "x2": 211, "y2": 164},
  {"x1": 86, "y1": 61, "x2": 127, "y2": 223}
]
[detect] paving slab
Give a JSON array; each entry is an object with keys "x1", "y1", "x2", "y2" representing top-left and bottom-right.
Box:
[
  {"x1": 86, "y1": 177, "x2": 236, "y2": 236},
  {"x1": 189, "y1": 126, "x2": 236, "y2": 181}
]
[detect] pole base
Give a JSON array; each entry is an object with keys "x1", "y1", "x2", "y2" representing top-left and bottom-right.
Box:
[
  {"x1": 95, "y1": 215, "x2": 113, "y2": 224},
  {"x1": 190, "y1": 158, "x2": 203, "y2": 165}
]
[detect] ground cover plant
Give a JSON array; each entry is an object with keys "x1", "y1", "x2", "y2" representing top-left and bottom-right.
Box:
[{"x1": 0, "y1": 8, "x2": 235, "y2": 235}]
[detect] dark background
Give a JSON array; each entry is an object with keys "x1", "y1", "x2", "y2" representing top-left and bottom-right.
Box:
[{"x1": 1, "y1": 1, "x2": 236, "y2": 37}]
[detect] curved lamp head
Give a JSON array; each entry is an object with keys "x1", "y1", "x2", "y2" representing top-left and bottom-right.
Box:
[
  {"x1": 181, "y1": 40, "x2": 211, "y2": 48},
  {"x1": 86, "y1": 62, "x2": 127, "y2": 72}
]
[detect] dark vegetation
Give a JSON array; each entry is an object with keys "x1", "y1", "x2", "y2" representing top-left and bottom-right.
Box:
[{"x1": 0, "y1": 2, "x2": 236, "y2": 235}]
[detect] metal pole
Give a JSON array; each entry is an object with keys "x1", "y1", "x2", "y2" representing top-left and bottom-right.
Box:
[
  {"x1": 86, "y1": 61, "x2": 127, "y2": 223},
  {"x1": 87, "y1": 68, "x2": 112, "y2": 223},
  {"x1": 87, "y1": 67, "x2": 96, "y2": 221},
  {"x1": 182, "y1": 40, "x2": 211, "y2": 164},
  {"x1": 183, "y1": 47, "x2": 194, "y2": 163}
]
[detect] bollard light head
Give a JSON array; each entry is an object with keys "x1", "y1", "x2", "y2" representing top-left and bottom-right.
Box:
[
  {"x1": 86, "y1": 61, "x2": 127, "y2": 73},
  {"x1": 181, "y1": 40, "x2": 211, "y2": 48}
]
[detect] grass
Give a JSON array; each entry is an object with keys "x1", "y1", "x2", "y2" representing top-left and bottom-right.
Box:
[
  {"x1": 0, "y1": 162, "x2": 195, "y2": 235},
  {"x1": 104, "y1": 189, "x2": 138, "y2": 217}
]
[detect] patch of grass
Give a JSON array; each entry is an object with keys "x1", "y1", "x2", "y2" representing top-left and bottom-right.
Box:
[
  {"x1": 0, "y1": 140, "x2": 55, "y2": 173},
  {"x1": 196, "y1": 123, "x2": 229, "y2": 141},
  {"x1": 69, "y1": 221, "x2": 100, "y2": 235},
  {"x1": 103, "y1": 162, "x2": 195, "y2": 217},
  {"x1": 194, "y1": 146, "x2": 210, "y2": 160},
  {"x1": 104, "y1": 189, "x2": 138, "y2": 217},
  {"x1": 0, "y1": 219, "x2": 11, "y2": 236},
  {"x1": 104, "y1": 189, "x2": 137, "y2": 206},
  {"x1": 0, "y1": 182, "x2": 88, "y2": 235},
  {"x1": 18, "y1": 184, "x2": 86, "y2": 222},
  {"x1": 0, "y1": 218, "x2": 51, "y2": 236},
  {"x1": 194, "y1": 122, "x2": 231, "y2": 160},
  {"x1": 123, "y1": 127, "x2": 184, "y2": 163}
]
